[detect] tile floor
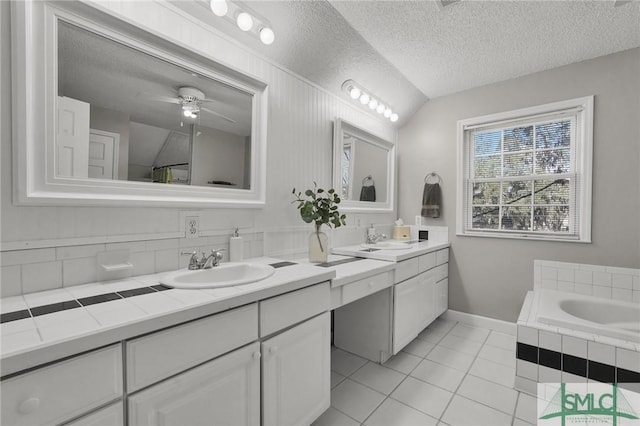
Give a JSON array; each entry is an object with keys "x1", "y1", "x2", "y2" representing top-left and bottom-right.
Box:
[{"x1": 314, "y1": 318, "x2": 537, "y2": 426}]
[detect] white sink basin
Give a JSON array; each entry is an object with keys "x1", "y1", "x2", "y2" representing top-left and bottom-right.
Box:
[
  {"x1": 160, "y1": 263, "x2": 276, "y2": 289},
  {"x1": 360, "y1": 241, "x2": 413, "y2": 250}
]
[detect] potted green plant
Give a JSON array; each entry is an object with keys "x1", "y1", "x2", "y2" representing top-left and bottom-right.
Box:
[{"x1": 292, "y1": 183, "x2": 347, "y2": 263}]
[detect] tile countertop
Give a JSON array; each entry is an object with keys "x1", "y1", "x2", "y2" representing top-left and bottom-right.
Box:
[
  {"x1": 0, "y1": 257, "x2": 334, "y2": 377},
  {"x1": 332, "y1": 240, "x2": 450, "y2": 262},
  {"x1": 301, "y1": 255, "x2": 396, "y2": 288}
]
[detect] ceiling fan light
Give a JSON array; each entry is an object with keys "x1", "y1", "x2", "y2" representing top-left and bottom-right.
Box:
[
  {"x1": 209, "y1": 0, "x2": 228, "y2": 17},
  {"x1": 236, "y1": 12, "x2": 253, "y2": 31},
  {"x1": 259, "y1": 27, "x2": 275, "y2": 45}
]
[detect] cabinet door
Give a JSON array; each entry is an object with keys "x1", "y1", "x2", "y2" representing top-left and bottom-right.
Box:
[
  {"x1": 435, "y1": 278, "x2": 448, "y2": 318},
  {"x1": 393, "y1": 274, "x2": 435, "y2": 354},
  {"x1": 128, "y1": 342, "x2": 260, "y2": 426},
  {"x1": 262, "y1": 312, "x2": 330, "y2": 426}
]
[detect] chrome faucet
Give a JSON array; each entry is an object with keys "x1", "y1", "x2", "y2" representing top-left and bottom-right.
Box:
[
  {"x1": 366, "y1": 233, "x2": 388, "y2": 244},
  {"x1": 181, "y1": 249, "x2": 225, "y2": 270}
]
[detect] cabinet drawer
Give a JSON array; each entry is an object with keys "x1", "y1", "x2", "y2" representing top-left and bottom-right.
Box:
[
  {"x1": 436, "y1": 249, "x2": 449, "y2": 266},
  {"x1": 127, "y1": 303, "x2": 258, "y2": 392},
  {"x1": 394, "y1": 257, "x2": 419, "y2": 283},
  {"x1": 260, "y1": 282, "x2": 329, "y2": 337},
  {"x1": 418, "y1": 252, "x2": 436, "y2": 273},
  {"x1": 63, "y1": 401, "x2": 123, "y2": 426},
  {"x1": 1, "y1": 345, "x2": 123, "y2": 426},
  {"x1": 434, "y1": 263, "x2": 448, "y2": 282},
  {"x1": 342, "y1": 271, "x2": 393, "y2": 305}
]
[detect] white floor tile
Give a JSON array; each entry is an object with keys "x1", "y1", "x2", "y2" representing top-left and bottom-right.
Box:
[
  {"x1": 331, "y1": 371, "x2": 346, "y2": 389},
  {"x1": 391, "y1": 376, "x2": 453, "y2": 419},
  {"x1": 351, "y1": 362, "x2": 406, "y2": 395},
  {"x1": 426, "y1": 345, "x2": 475, "y2": 372},
  {"x1": 476, "y1": 343, "x2": 516, "y2": 368},
  {"x1": 312, "y1": 407, "x2": 359, "y2": 426},
  {"x1": 485, "y1": 331, "x2": 516, "y2": 351},
  {"x1": 410, "y1": 359, "x2": 465, "y2": 392},
  {"x1": 426, "y1": 318, "x2": 457, "y2": 334},
  {"x1": 468, "y1": 356, "x2": 515, "y2": 388},
  {"x1": 401, "y1": 338, "x2": 435, "y2": 357},
  {"x1": 456, "y1": 374, "x2": 518, "y2": 415},
  {"x1": 331, "y1": 348, "x2": 368, "y2": 377},
  {"x1": 417, "y1": 327, "x2": 447, "y2": 344},
  {"x1": 441, "y1": 395, "x2": 512, "y2": 426},
  {"x1": 448, "y1": 324, "x2": 491, "y2": 343},
  {"x1": 364, "y1": 398, "x2": 438, "y2": 426},
  {"x1": 383, "y1": 351, "x2": 422, "y2": 375},
  {"x1": 439, "y1": 333, "x2": 484, "y2": 356},
  {"x1": 331, "y1": 379, "x2": 385, "y2": 423},
  {"x1": 515, "y1": 392, "x2": 538, "y2": 425}
]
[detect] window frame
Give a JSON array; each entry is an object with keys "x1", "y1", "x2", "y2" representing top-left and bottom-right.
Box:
[{"x1": 456, "y1": 96, "x2": 594, "y2": 243}]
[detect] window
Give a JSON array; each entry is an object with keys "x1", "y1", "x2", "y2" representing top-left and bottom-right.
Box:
[{"x1": 456, "y1": 97, "x2": 593, "y2": 242}]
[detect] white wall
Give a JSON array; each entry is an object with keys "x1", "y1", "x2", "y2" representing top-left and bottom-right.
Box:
[
  {"x1": 398, "y1": 48, "x2": 640, "y2": 322},
  {"x1": 0, "y1": 1, "x2": 397, "y2": 296},
  {"x1": 190, "y1": 126, "x2": 246, "y2": 187}
]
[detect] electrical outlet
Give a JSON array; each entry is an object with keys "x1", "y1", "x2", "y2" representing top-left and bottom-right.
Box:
[{"x1": 186, "y1": 216, "x2": 199, "y2": 239}]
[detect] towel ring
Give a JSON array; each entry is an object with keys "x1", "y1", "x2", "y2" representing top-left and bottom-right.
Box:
[
  {"x1": 424, "y1": 172, "x2": 442, "y2": 185},
  {"x1": 362, "y1": 175, "x2": 375, "y2": 186}
]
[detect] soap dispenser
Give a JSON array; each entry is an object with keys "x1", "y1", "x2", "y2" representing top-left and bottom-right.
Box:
[{"x1": 230, "y1": 228, "x2": 243, "y2": 262}]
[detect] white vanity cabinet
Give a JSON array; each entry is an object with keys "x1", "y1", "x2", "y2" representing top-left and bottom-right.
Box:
[
  {"x1": 0, "y1": 345, "x2": 123, "y2": 426},
  {"x1": 63, "y1": 402, "x2": 124, "y2": 426},
  {"x1": 128, "y1": 342, "x2": 261, "y2": 426},
  {"x1": 260, "y1": 283, "x2": 331, "y2": 426},
  {"x1": 334, "y1": 248, "x2": 449, "y2": 362}
]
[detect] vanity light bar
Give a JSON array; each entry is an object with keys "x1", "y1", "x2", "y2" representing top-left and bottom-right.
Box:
[
  {"x1": 341, "y1": 80, "x2": 399, "y2": 123},
  {"x1": 209, "y1": 0, "x2": 275, "y2": 45}
]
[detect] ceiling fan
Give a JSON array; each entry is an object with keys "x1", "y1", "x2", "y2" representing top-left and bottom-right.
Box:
[{"x1": 149, "y1": 86, "x2": 236, "y2": 123}]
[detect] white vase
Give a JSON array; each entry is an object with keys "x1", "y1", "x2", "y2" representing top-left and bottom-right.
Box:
[{"x1": 308, "y1": 229, "x2": 329, "y2": 263}]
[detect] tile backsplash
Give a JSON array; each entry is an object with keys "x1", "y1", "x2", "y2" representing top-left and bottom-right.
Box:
[{"x1": 534, "y1": 260, "x2": 640, "y2": 303}]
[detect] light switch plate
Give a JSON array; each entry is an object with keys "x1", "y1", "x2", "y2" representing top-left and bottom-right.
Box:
[{"x1": 186, "y1": 216, "x2": 199, "y2": 239}]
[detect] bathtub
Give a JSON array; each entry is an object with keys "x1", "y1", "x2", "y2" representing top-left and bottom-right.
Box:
[{"x1": 535, "y1": 289, "x2": 640, "y2": 343}]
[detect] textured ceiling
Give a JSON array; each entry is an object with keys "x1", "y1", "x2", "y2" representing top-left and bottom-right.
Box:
[{"x1": 174, "y1": 0, "x2": 640, "y2": 125}]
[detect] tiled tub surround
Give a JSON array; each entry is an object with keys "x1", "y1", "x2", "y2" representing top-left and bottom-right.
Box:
[
  {"x1": 515, "y1": 260, "x2": 640, "y2": 396},
  {"x1": 0, "y1": 258, "x2": 334, "y2": 376}
]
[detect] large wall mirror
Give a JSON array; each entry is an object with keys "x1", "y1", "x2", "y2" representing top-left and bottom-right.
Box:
[
  {"x1": 11, "y1": 1, "x2": 268, "y2": 206},
  {"x1": 333, "y1": 119, "x2": 396, "y2": 212}
]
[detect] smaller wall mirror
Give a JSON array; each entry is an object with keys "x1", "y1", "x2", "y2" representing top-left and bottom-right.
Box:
[{"x1": 333, "y1": 119, "x2": 396, "y2": 212}]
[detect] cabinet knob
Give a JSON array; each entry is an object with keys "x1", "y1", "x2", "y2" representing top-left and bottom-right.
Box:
[
  {"x1": 253, "y1": 351, "x2": 261, "y2": 360},
  {"x1": 18, "y1": 397, "x2": 40, "y2": 414},
  {"x1": 269, "y1": 346, "x2": 278, "y2": 355}
]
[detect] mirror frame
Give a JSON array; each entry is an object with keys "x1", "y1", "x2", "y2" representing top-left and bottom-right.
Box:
[
  {"x1": 333, "y1": 118, "x2": 396, "y2": 213},
  {"x1": 11, "y1": 1, "x2": 268, "y2": 207}
]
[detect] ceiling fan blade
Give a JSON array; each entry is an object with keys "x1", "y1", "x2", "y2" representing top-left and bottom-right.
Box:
[
  {"x1": 137, "y1": 93, "x2": 181, "y2": 104},
  {"x1": 201, "y1": 107, "x2": 236, "y2": 123}
]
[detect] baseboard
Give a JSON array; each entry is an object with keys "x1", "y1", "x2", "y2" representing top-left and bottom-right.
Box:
[{"x1": 441, "y1": 309, "x2": 516, "y2": 335}]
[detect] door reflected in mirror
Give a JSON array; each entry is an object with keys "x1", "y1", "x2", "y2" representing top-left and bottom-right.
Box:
[
  {"x1": 57, "y1": 20, "x2": 253, "y2": 189},
  {"x1": 333, "y1": 119, "x2": 396, "y2": 212}
]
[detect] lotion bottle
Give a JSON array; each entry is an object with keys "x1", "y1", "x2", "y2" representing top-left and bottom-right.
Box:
[{"x1": 230, "y1": 228, "x2": 243, "y2": 262}]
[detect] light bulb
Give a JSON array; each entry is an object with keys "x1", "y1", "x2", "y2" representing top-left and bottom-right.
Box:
[
  {"x1": 209, "y1": 0, "x2": 228, "y2": 16},
  {"x1": 384, "y1": 108, "x2": 392, "y2": 118},
  {"x1": 368, "y1": 99, "x2": 378, "y2": 109},
  {"x1": 236, "y1": 12, "x2": 253, "y2": 31},
  {"x1": 390, "y1": 113, "x2": 399, "y2": 122},
  {"x1": 349, "y1": 87, "x2": 361, "y2": 99},
  {"x1": 259, "y1": 27, "x2": 275, "y2": 45},
  {"x1": 359, "y1": 93, "x2": 370, "y2": 105},
  {"x1": 376, "y1": 104, "x2": 385, "y2": 114}
]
